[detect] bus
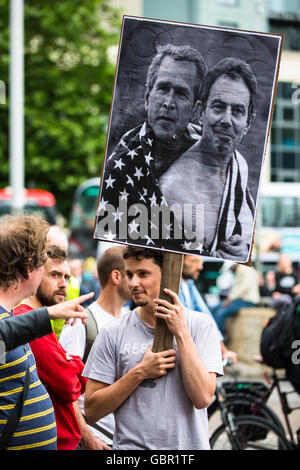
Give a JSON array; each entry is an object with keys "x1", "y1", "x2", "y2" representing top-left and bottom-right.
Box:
[{"x1": 0, "y1": 187, "x2": 58, "y2": 225}]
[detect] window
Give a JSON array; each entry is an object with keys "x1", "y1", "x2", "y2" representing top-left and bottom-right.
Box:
[
  {"x1": 218, "y1": 21, "x2": 239, "y2": 28},
  {"x1": 262, "y1": 196, "x2": 300, "y2": 227},
  {"x1": 218, "y1": 0, "x2": 239, "y2": 5},
  {"x1": 269, "y1": 0, "x2": 300, "y2": 16},
  {"x1": 283, "y1": 107, "x2": 294, "y2": 120},
  {"x1": 270, "y1": 82, "x2": 300, "y2": 182}
]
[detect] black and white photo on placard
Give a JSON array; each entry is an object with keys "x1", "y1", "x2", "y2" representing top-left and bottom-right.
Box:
[{"x1": 94, "y1": 16, "x2": 283, "y2": 263}]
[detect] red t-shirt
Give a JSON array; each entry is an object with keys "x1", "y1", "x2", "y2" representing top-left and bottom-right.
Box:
[{"x1": 14, "y1": 304, "x2": 87, "y2": 450}]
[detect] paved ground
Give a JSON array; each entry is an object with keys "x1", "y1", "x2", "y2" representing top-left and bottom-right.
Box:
[{"x1": 267, "y1": 378, "x2": 300, "y2": 441}]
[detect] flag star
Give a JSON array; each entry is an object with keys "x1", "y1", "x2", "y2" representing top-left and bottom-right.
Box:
[
  {"x1": 144, "y1": 152, "x2": 153, "y2": 165},
  {"x1": 126, "y1": 175, "x2": 134, "y2": 187},
  {"x1": 160, "y1": 196, "x2": 168, "y2": 206},
  {"x1": 98, "y1": 198, "x2": 108, "y2": 213},
  {"x1": 114, "y1": 158, "x2": 125, "y2": 170},
  {"x1": 142, "y1": 188, "x2": 148, "y2": 196},
  {"x1": 163, "y1": 224, "x2": 172, "y2": 240},
  {"x1": 119, "y1": 188, "x2": 129, "y2": 201},
  {"x1": 144, "y1": 235, "x2": 154, "y2": 246},
  {"x1": 128, "y1": 219, "x2": 140, "y2": 234},
  {"x1": 105, "y1": 174, "x2": 116, "y2": 189},
  {"x1": 127, "y1": 149, "x2": 138, "y2": 160},
  {"x1": 103, "y1": 230, "x2": 116, "y2": 240},
  {"x1": 138, "y1": 192, "x2": 146, "y2": 203},
  {"x1": 164, "y1": 223, "x2": 172, "y2": 232},
  {"x1": 112, "y1": 208, "x2": 123, "y2": 222},
  {"x1": 150, "y1": 220, "x2": 157, "y2": 230},
  {"x1": 149, "y1": 193, "x2": 157, "y2": 207},
  {"x1": 182, "y1": 241, "x2": 192, "y2": 250},
  {"x1": 195, "y1": 242, "x2": 203, "y2": 252},
  {"x1": 134, "y1": 167, "x2": 143, "y2": 181},
  {"x1": 147, "y1": 138, "x2": 153, "y2": 146}
]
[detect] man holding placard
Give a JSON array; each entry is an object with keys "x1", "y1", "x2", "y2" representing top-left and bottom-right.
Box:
[{"x1": 83, "y1": 247, "x2": 223, "y2": 450}]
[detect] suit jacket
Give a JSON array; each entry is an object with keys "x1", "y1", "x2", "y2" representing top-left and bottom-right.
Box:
[{"x1": 0, "y1": 307, "x2": 51, "y2": 352}]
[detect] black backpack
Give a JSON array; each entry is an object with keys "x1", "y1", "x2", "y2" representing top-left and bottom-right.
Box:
[
  {"x1": 260, "y1": 297, "x2": 300, "y2": 369},
  {"x1": 82, "y1": 307, "x2": 98, "y2": 364}
]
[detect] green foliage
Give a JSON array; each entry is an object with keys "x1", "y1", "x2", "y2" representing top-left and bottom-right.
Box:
[{"x1": 0, "y1": 0, "x2": 121, "y2": 219}]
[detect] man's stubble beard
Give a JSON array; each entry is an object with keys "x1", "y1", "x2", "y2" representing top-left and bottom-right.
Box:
[{"x1": 36, "y1": 286, "x2": 64, "y2": 307}]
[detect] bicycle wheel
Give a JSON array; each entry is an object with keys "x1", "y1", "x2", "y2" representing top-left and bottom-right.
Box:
[
  {"x1": 210, "y1": 415, "x2": 292, "y2": 450},
  {"x1": 222, "y1": 394, "x2": 286, "y2": 437}
]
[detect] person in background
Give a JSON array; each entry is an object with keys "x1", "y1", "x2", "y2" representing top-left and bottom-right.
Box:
[
  {"x1": 179, "y1": 255, "x2": 237, "y2": 364},
  {"x1": 69, "y1": 258, "x2": 94, "y2": 308},
  {"x1": 0, "y1": 214, "x2": 90, "y2": 451},
  {"x1": 270, "y1": 253, "x2": 300, "y2": 309},
  {"x1": 259, "y1": 270, "x2": 276, "y2": 298},
  {"x1": 60, "y1": 246, "x2": 132, "y2": 447},
  {"x1": 14, "y1": 246, "x2": 106, "y2": 450},
  {"x1": 46, "y1": 225, "x2": 75, "y2": 338},
  {"x1": 212, "y1": 263, "x2": 260, "y2": 336},
  {"x1": 82, "y1": 257, "x2": 100, "y2": 299}
]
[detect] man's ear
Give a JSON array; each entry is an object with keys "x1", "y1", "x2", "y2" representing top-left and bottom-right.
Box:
[
  {"x1": 198, "y1": 101, "x2": 206, "y2": 123},
  {"x1": 244, "y1": 111, "x2": 256, "y2": 136},
  {"x1": 248, "y1": 111, "x2": 256, "y2": 128},
  {"x1": 111, "y1": 270, "x2": 121, "y2": 286}
]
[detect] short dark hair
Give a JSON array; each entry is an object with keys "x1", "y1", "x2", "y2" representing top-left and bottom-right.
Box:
[
  {"x1": 46, "y1": 245, "x2": 68, "y2": 262},
  {"x1": 123, "y1": 246, "x2": 163, "y2": 269},
  {"x1": 0, "y1": 213, "x2": 49, "y2": 290},
  {"x1": 97, "y1": 246, "x2": 126, "y2": 288},
  {"x1": 200, "y1": 57, "x2": 258, "y2": 123},
  {"x1": 146, "y1": 43, "x2": 207, "y2": 103}
]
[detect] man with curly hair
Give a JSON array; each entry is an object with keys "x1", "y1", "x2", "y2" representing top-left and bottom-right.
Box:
[{"x1": 0, "y1": 214, "x2": 92, "y2": 450}]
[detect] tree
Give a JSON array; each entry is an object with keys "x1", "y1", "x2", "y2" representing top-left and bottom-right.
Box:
[{"x1": 0, "y1": 0, "x2": 121, "y2": 219}]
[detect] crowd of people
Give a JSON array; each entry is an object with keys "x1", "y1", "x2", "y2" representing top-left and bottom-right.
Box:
[{"x1": 0, "y1": 213, "x2": 299, "y2": 450}]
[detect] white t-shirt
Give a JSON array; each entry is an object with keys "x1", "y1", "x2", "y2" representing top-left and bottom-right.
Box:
[
  {"x1": 83, "y1": 308, "x2": 223, "y2": 450},
  {"x1": 60, "y1": 301, "x2": 118, "y2": 444}
]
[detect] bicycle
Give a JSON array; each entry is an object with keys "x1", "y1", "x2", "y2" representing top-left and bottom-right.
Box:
[{"x1": 208, "y1": 359, "x2": 300, "y2": 450}]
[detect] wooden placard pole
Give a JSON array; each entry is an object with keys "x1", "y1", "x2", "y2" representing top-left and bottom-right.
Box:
[{"x1": 152, "y1": 252, "x2": 184, "y2": 353}]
